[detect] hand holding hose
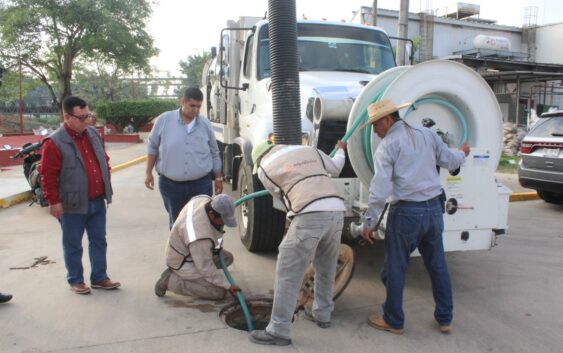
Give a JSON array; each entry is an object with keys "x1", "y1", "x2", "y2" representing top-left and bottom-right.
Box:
[
  {"x1": 336, "y1": 140, "x2": 347, "y2": 150},
  {"x1": 227, "y1": 285, "x2": 242, "y2": 299}
]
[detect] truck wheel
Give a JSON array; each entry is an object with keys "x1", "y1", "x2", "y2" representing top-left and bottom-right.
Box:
[{"x1": 236, "y1": 163, "x2": 286, "y2": 252}]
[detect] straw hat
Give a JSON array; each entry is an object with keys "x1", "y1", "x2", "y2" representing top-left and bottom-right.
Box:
[{"x1": 365, "y1": 99, "x2": 411, "y2": 126}]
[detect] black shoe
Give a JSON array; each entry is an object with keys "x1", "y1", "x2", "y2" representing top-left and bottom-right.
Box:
[
  {"x1": 248, "y1": 330, "x2": 291, "y2": 346},
  {"x1": 0, "y1": 292, "x2": 13, "y2": 303},
  {"x1": 302, "y1": 307, "x2": 331, "y2": 328},
  {"x1": 155, "y1": 268, "x2": 172, "y2": 297}
]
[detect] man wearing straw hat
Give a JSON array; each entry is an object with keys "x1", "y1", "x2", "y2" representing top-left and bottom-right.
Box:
[{"x1": 361, "y1": 99, "x2": 470, "y2": 335}]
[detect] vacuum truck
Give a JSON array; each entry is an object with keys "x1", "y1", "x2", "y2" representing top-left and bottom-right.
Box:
[{"x1": 202, "y1": 16, "x2": 510, "y2": 253}]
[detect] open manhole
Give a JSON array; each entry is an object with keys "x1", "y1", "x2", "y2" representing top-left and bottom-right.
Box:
[
  {"x1": 220, "y1": 297, "x2": 273, "y2": 331},
  {"x1": 220, "y1": 244, "x2": 355, "y2": 331}
]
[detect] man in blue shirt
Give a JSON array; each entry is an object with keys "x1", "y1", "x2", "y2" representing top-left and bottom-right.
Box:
[
  {"x1": 145, "y1": 87, "x2": 223, "y2": 228},
  {"x1": 361, "y1": 99, "x2": 470, "y2": 335}
]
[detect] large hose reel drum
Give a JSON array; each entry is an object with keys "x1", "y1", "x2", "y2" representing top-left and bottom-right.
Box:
[{"x1": 347, "y1": 60, "x2": 503, "y2": 187}]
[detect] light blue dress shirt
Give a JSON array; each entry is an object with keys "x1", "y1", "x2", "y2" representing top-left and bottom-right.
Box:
[
  {"x1": 147, "y1": 109, "x2": 221, "y2": 181},
  {"x1": 363, "y1": 120, "x2": 466, "y2": 230}
]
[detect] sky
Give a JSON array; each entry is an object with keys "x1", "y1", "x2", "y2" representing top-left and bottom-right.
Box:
[{"x1": 147, "y1": 0, "x2": 563, "y2": 75}]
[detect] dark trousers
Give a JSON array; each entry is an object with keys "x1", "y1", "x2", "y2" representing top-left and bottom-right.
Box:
[
  {"x1": 158, "y1": 174, "x2": 212, "y2": 229},
  {"x1": 381, "y1": 197, "x2": 453, "y2": 329}
]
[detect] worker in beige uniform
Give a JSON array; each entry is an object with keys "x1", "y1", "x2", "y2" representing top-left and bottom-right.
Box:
[
  {"x1": 248, "y1": 140, "x2": 347, "y2": 346},
  {"x1": 154, "y1": 194, "x2": 241, "y2": 300}
]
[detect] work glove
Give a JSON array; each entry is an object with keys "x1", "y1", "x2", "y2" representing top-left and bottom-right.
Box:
[{"x1": 227, "y1": 285, "x2": 242, "y2": 299}]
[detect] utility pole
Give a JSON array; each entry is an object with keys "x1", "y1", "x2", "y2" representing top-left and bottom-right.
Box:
[
  {"x1": 372, "y1": 0, "x2": 378, "y2": 26},
  {"x1": 19, "y1": 59, "x2": 23, "y2": 134},
  {"x1": 396, "y1": 0, "x2": 409, "y2": 66}
]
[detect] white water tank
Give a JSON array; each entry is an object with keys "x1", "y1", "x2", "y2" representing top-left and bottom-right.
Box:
[{"x1": 473, "y1": 35, "x2": 511, "y2": 51}]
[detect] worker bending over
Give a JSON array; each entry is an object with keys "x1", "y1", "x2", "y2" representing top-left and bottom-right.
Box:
[{"x1": 248, "y1": 140, "x2": 347, "y2": 346}]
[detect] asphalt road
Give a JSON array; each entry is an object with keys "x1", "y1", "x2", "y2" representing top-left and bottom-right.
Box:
[{"x1": 0, "y1": 163, "x2": 561, "y2": 353}]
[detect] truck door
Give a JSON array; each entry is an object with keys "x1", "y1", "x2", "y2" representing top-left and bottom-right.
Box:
[{"x1": 239, "y1": 33, "x2": 255, "y2": 118}]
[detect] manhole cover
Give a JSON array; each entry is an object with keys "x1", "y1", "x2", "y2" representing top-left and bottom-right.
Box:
[{"x1": 220, "y1": 298, "x2": 273, "y2": 331}]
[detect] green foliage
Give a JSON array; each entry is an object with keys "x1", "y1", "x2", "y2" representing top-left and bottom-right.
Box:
[
  {"x1": 0, "y1": 69, "x2": 42, "y2": 102},
  {"x1": 179, "y1": 52, "x2": 212, "y2": 88},
  {"x1": 0, "y1": 0, "x2": 158, "y2": 107},
  {"x1": 497, "y1": 154, "x2": 520, "y2": 173},
  {"x1": 96, "y1": 99, "x2": 178, "y2": 132},
  {"x1": 73, "y1": 67, "x2": 149, "y2": 107}
]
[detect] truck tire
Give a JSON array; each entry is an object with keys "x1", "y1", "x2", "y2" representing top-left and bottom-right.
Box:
[{"x1": 236, "y1": 163, "x2": 286, "y2": 252}]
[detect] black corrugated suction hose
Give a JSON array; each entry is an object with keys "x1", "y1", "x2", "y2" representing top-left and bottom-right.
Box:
[{"x1": 268, "y1": 0, "x2": 302, "y2": 145}]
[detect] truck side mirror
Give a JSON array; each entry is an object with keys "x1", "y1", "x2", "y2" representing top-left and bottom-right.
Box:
[{"x1": 211, "y1": 47, "x2": 217, "y2": 58}]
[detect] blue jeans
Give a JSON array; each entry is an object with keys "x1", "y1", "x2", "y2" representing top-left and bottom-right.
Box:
[
  {"x1": 60, "y1": 197, "x2": 108, "y2": 285},
  {"x1": 381, "y1": 198, "x2": 453, "y2": 329},
  {"x1": 158, "y1": 174, "x2": 212, "y2": 229}
]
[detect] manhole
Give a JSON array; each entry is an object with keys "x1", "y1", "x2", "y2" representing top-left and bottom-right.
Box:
[
  {"x1": 220, "y1": 298, "x2": 273, "y2": 331},
  {"x1": 220, "y1": 244, "x2": 355, "y2": 331}
]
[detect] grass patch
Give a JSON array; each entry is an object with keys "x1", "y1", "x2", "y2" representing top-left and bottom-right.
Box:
[{"x1": 497, "y1": 154, "x2": 519, "y2": 174}]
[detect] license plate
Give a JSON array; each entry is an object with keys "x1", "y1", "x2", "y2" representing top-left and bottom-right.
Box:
[{"x1": 544, "y1": 148, "x2": 560, "y2": 158}]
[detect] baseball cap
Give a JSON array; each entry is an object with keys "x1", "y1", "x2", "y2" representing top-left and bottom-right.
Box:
[{"x1": 210, "y1": 194, "x2": 237, "y2": 227}]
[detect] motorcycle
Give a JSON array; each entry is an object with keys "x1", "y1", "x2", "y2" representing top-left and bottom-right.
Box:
[{"x1": 10, "y1": 140, "x2": 48, "y2": 207}]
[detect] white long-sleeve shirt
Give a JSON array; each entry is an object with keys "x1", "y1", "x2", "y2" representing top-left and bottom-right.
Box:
[
  {"x1": 363, "y1": 121, "x2": 466, "y2": 230},
  {"x1": 258, "y1": 147, "x2": 347, "y2": 218}
]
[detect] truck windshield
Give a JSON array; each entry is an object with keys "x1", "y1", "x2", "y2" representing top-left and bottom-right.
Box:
[{"x1": 257, "y1": 23, "x2": 395, "y2": 79}]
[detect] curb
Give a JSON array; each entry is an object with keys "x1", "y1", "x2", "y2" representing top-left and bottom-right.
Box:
[
  {"x1": 0, "y1": 190, "x2": 33, "y2": 208},
  {"x1": 0, "y1": 155, "x2": 148, "y2": 209},
  {"x1": 110, "y1": 155, "x2": 147, "y2": 173},
  {"x1": 509, "y1": 192, "x2": 539, "y2": 202}
]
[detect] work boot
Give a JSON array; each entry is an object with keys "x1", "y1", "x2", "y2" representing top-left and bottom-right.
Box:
[
  {"x1": 248, "y1": 330, "x2": 291, "y2": 346},
  {"x1": 91, "y1": 278, "x2": 121, "y2": 290},
  {"x1": 367, "y1": 314, "x2": 404, "y2": 335},
  {"x1": 70, "y1": 283, "x2": 91, "y2": 295},
  {"x1": 154, "y1": 268, "x2": 172, "y2": 297},
  {"x1": 0, "y1": 292, "x2": 13, "y2": 303},
  {"x1": 438, "y1": 323, "x2": 453, "y2": 334},
  {"x1": 302, "y1": 307, "x2": 331, "y2": 328}
]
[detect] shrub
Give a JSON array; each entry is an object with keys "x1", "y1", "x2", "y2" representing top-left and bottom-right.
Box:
[{"x1": 96, "y1": 99, "x2": 178, "y2": 132}]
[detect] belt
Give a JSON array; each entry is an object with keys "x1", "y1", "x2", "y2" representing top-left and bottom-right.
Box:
[
  {"x1": 397, "y1": 195, "x2": 441, "y2": 205},
  {"x1": 160, "y1": 173, "x2": 211, "y2": 183}
]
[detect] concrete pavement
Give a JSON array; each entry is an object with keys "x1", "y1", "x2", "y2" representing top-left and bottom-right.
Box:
[{"x1": 1, "y1": 162, "x2": 562, "y2": 353}]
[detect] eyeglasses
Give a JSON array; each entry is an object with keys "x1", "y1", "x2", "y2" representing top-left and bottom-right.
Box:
[{"x1": 67, "y1": 112, "x2": 94, "y2": 122}]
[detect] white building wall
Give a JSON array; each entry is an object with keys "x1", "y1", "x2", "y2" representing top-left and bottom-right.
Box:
[
  {"x1": 535, "y1": 22, "x2": 563, "y2": 64},
  {"x1": 353, "y1": 8, "x2": 524, "y2": 61}
]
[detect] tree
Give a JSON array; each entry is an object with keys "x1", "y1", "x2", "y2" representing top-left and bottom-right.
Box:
[
  {"x1": 0, "y1": 0, "x2": 158, "y2": 110},
  {"x1": 72, "y1": 64, "x2": 149, "y2": 107},
  {"x1": 179, "y1": 52, "x2": 212, "y2": 89}
]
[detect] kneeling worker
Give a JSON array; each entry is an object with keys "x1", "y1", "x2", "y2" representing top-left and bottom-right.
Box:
[{"x1": 154, "y1": 194, "x2": 241, "y2": 300}]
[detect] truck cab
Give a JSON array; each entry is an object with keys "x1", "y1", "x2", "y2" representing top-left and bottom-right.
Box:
[{"x1": 203, "y1": 18, "x2": 396, "y2": 251}]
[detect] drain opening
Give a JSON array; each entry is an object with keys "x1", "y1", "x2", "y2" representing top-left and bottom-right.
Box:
[{"x1": 220, "y1": 298, "x2": 273, "y2": 331}]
